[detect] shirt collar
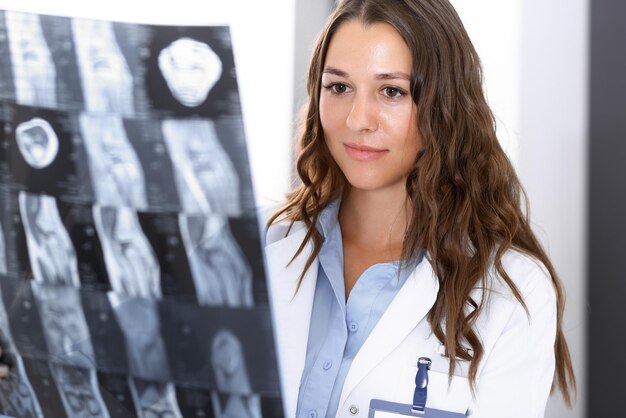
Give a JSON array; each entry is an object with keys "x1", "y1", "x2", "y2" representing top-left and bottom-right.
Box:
[{"x1": 317, "y1": 198, "x2": 342, "y2": 241}]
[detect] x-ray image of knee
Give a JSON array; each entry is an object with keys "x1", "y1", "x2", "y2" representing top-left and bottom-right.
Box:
[
  {"x1": 71, "y1": 19, "x2": 134, "y2": 113},
  {"x1": 19, "y1": 192, "x2": 80, "y2": 286},
  {"x1": 162, "y1": 120, "x2": 241, "y2": 215},
  {"x1": 211, "y1": 330, "x2": 261, "y2": 418},
  {"x1": 32, "y1": 283, "x2": 95, "y2": 367},
  {"x1": 16, "y1": 117, "x2": 59, "y2": 169},
  {"x1": 93, "y1": 206, "x2": 160, "y2": 299},
  {"x1": 108, "y1": 293, "x2": 170, "y2": 382},
  {"x1": 49, "y1": 363, "x2": 110, "y2": 418},
  {"x1": 0, "y1": 220, "x2": 7, "y2": 275},
  {"x1": 129, "y1": 379, "x2": 183, "y2": 418},
  {"x1": 0, "y1": 355, "x2": 43, "y2": 418},
  {"x1": 0, "y1": 286, "x2": 43, "y2": 418},
  {"x1": 158, "y1": 37, "x2": 222, "y2": 108},
  {"x1": 79, "y1": 114, "x2": 148, "y2": 209},
  {"x1": 179, "y1": 215, "x2": 252, "y2": 307},
  {"x1": 4, "y1": 11, "x2": 57, "y2": 107}
]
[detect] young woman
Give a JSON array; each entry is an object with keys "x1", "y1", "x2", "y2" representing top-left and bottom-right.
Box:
[{"x1": 265, "y1": 0, "x2": 575, "y2": 417}]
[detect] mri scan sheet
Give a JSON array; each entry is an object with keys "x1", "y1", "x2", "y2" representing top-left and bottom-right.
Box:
[{"x1": 0, "y1": 10, "x2": 283, "y2": 418}]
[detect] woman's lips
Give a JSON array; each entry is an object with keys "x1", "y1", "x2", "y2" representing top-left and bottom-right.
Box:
[{"x1": 344, "y1": 142, "x2": 388, "y2": 161}]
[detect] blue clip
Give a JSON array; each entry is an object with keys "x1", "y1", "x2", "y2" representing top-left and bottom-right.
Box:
[{"x1": 412, "y1": 357, "x2": 432, "y2": 413}]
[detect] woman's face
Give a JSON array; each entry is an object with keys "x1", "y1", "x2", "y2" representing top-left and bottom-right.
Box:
[{"x1": 320, "y1": 20, "x2": 421, "y2": 193}]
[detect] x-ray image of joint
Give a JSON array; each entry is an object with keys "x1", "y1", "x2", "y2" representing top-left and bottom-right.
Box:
[
  {"x1": 158, "y1": 37, "x2": 222, "y2": 107},
  {"x1": 108, "y1": 293, "x2": 170, "y2": 382},
  {"x1": 93, "y1": 206, "x2": 161, "y2": 300},
  {"x1": 50, "y1": 363, "x2": 110, "y2": 418},
  {"x1": 211, "y1": 330, "x2": 254, "y2": 394},
  {"x1": 79, "y1": 114, "x2": 148, "y2": 210},
  {"x1": 0, "y1": 220, "x2": 7, "y2": 275},
  {"x1": 16, "y1": 117, "x2": 59, "y2": 169},
  {"x1": 0, "y1": 354, "x2": 44, "y2": 418},
  {"x1": 129, "y1": 379, "x2": 183, "y2": 418},
  {"x1": 5, "y1": 11, "x2": 57, "y2": 107},
  {"x1": 18, "y1": 192, "x2": 81, "y2": 286},
  {"x1": 179, "y1": 214, "x2": 253, "y2": 307},
  {"x1": 32, "y1": 283, "x2": 95, "y2": 368},
  {"x1": 211, "y1": 392, "x2": 262, "y2": 418},
  {"x1": 162, "y1": 119, "x2": 241, "y2": 216},
  {"x1": 71, "y1": 19, "x2": 134, "y2": 114}
]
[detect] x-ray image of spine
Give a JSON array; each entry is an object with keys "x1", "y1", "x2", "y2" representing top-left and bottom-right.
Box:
[
  {"x1": 158, "y1": 37, "x2": 222, "y2": 108},
  {"x1": 129, "y1": 379, "x2": 183, "y2": 418},
  {"x1": 18, "y1": 192, "x2": 81, "y2": 286},
  {"x1": 93, "y1": 206, "x2": 161, "y2": 299},
  {"x1": 179, "y1": 215, "x2": 252, "y2": 307},
  {"x1": 0, "y1": 287, "x2": 43, "y2": 418},
  {"x1": 162, "y1": 119, "x2": 241, "y2": 215},
  {"x1": 4, "y1": 11, "x2": 56, "y2": 107},
  {"x1": 108, "y1": 293, "x2": 170, "y2": 382},
  {"x1": 0, "y1": 220, "x2": 7, "y2": 275},
  {"x1": 49, "y1": 363, "x2": 110, "y2": 418},
  {"x1": 31, "y1": 283, "x2": 95, "y2": 367},
  {"x1": 71, "y1": 19, "x2": 134, "y2": 114},
  {"x1": 79, "y1": 113, "x2": 148, "y2": 209},
  {"x1": 211, "y1": 330, "x2": 261, "y2": 418},
  {"x1": 16, "y1": 117, "x2": 59, "y2": 169}
]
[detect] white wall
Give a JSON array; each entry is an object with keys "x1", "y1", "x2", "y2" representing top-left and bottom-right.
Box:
[
  {"x1": 0, "y1": 0, "x2": 296, "y2": 207},
  {"x1": 519, "y1": 1, "x2": 588, "y2": 417}
]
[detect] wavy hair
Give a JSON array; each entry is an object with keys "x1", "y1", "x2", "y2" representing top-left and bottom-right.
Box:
[{"x1": 269, "y1": 0, "x2": 575, "y2": 404}]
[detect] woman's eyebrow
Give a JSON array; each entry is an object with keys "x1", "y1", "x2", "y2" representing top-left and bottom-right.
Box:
[
  {"x1": 322, "y1": 67, "x2": 410, "y2": 81},
  {"x1": 322, "y1": 66, "x2": 348, "y2": 77},
  {"x1": 375, "y1": 72, "x2": 410, "y2": 81}
]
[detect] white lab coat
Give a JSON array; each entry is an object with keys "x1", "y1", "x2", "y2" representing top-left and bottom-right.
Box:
[{"x1": 264, "y1": 219, "x2": 557, "y2": 418}]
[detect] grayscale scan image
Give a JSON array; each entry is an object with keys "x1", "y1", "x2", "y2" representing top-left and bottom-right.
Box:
[
  {"x1": 180, "y1": 214, "x2": 253, "y2": 307},
  {"x1": 18, "y1": 192, "x2": 80, "y2": 286},
  {"x1": 4, "y1": 11, "x2": 57, "y2": 107},
  {"x1": 71, "y1": 19, "x2": 134, "y2": 114},
  {"x1": 93, "y1": 206, "x2": 160, "y2": 300},
  {"x1": 31, "y1": 283, "x2": 95, "y2": 367},
  {"x1": 15, "y1": 117, "x2": 59, "y2": 169},
  {"x1": 162, "y1": 119, "x2": 241, "y2": 216},
  {"x1": 49, "y1": 363, "x2": 109, "y2": 418},
  {"x1": 158, "y1": 37, "x2": 222, "y2": 108},
  {"x1": 79, "y1": 113, "x2": 148, "y2": 210},
  {"x1": 129, "y1": 379, "x2": 183, "y2": 418},
  {"x1": 0, "y1": 10, "x2": 283, "y2": 418}
]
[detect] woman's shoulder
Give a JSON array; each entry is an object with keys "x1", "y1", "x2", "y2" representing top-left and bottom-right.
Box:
[
  {"x1": 257, "y1": 204, "x2": 307, "y2": 247},
  {"x1": 481, "y1": 248, "x2": 556, "y2": 308}
]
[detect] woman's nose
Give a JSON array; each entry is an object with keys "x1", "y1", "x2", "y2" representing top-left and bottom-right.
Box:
[{"x1": 345, "y1": 92, "x2": 378, "y2": 133}]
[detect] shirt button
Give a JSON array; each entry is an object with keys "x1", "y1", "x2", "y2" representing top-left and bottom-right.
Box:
[
  {"x1": 348, "y1": 321, "x2": 359, "y2": 333},
  {"x1": 322, "y1": 360, "x2": 333, "y2": 370},
  {"x1": 349, "y1": 405, "x2": 359, "y2": 415},
  {"x1": 308, "y1": 410, "x2": 318, "y2": 418}
]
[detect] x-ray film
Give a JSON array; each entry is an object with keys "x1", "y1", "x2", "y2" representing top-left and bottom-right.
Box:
[{"x1": 0, "y1": 9, "x2": 283, "y2": 418}]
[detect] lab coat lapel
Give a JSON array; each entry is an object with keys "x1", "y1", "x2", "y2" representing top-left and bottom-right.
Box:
[
  {"x1": 339, "y1": 257, "x2": 440, "y2": 407},
  {"x1": 264, "y1": 223, "x2": 317, "y2": 418}
]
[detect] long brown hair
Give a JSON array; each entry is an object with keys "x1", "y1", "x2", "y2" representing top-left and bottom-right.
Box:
[{"x1": 269, "y1": 0, "x2": 575, "y2": 404}]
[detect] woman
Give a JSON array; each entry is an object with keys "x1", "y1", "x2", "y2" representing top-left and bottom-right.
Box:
[{"x1": 265, "y1": 0, "x2": 575, "y2": 417}]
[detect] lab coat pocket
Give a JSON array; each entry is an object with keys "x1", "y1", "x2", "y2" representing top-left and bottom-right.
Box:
[{"x1": 399, "y1": 367, "x2": 472, "y2": 415}]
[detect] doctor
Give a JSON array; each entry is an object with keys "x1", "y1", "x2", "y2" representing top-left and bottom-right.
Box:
[{"x1": 265, "y1": 0, "x2": 575, "y2": 417}]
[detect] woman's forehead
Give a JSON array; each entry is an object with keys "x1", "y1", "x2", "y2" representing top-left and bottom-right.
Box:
[{"x1": 324, "y1": 20, "x2": 412, "y2": 77}]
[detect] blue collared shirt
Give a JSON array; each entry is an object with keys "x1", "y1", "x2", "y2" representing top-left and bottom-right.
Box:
[{"x1": 295, "y1": 200, "x2": 422, "y2": 418}]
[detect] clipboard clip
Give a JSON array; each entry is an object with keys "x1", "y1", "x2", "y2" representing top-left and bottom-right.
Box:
[{"x1": 411, "y1": 357, "x2": 431, "y2": 414}]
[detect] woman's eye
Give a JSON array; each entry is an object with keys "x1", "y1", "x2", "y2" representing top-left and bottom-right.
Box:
[
  {"x1": 331, "y1": 83, "x2": 348, "y2": 94},
  {"x1": 383, "y1": 87, "x2": 403, "y2": 98},
  {"x1": 323, "y1": 82, "x2": 350, "y2": 95}
]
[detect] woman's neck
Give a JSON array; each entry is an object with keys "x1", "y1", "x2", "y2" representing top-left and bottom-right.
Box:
[{"x1": 338, "y1": 184, "x2": 409, "y2": 250}]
